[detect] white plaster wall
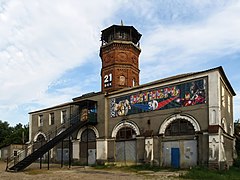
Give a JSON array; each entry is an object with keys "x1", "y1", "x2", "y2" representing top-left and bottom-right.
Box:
[
  {"x1": 72, "y1": 140, "x2": 80, "y2": 159},
  {"x1": 96, "y1": 139, "x2": 107, "y2": 160},
  {"x1": 208, "y1": 71, "x2": 221, "y2": 125},
  {"x1": 219, "y1": 135, "x2": 226, "y2": 162},
  {"x1": 29, "y1": 114, "x2": 32, "y2": 142},
  {"x1": 162, "y1": 140, "x2": 197, "y2": 168}
]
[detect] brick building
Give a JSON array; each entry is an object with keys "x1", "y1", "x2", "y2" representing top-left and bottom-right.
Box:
[{"x1": 7, "y1": 24, "x2": 236, "y2": 171}]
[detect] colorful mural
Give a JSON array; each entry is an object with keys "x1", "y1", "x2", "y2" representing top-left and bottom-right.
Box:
[{"x1": 110, "y1": 79, "x2": 206, "y2": 117}]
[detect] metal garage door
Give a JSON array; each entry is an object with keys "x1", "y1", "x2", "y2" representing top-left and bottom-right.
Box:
[{"x1": 116, "y1": 140, "x2": 136, "y2": 163}]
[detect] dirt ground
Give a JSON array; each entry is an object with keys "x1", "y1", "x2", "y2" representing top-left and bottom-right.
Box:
[{"x1": 0, "y1": 161, "x2": 185, "y2": 180}]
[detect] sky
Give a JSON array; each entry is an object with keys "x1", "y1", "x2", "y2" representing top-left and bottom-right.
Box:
[{"x1": 0, "y1": 0, "x2": 240, "y2": 126}]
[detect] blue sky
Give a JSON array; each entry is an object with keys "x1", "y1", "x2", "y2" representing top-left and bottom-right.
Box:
[{"x1": 0, "y1": 0, "x2": 240, "y2": 126}]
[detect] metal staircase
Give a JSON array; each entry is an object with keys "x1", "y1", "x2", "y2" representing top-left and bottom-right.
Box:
[
  {"x1": 8, "y1": 120, "x2": 87, "y2": 172},
  {"x1": 6, "y1": 100, "x2": 97, "y2": 172}
]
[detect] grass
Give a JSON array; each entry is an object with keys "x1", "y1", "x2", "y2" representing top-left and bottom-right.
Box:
[
  {"x1": 93, "y1": 164, "x2": 172, "y2": 172},
  {"x1": 120, "y1": 164, "x2": 162, "y2": 172},
  {"x1": 93, "y1": 164, "x2": 240, "y2": 179},
  {"x1": 18, "y1": 161, "x2": 240, "y2": 179},
  {"x1": 180, "y1": 166, "x2": 240, "y2": 180}
]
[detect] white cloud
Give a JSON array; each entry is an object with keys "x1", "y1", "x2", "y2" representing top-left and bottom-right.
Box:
[
  {"x1": 1, "y1": 0, "x2": 240, "y2": 125},
  {"x1": 0, "y1": 0, "x2": 123, "y2": 124},
  {"x1": 139, "y1": 1, "x2": 240, "y2": 81}
]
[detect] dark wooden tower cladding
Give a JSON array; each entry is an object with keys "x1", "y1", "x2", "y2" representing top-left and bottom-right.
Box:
[{"x1": 100, "y1": 24, "x2": 142, "y2": 93}]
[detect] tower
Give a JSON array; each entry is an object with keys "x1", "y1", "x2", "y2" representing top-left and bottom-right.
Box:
[{"x1": 100, "y1": 24, "x2": 142, "y2": 93}]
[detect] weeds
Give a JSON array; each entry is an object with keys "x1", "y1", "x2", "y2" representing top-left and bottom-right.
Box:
[{"x1": 180, "y1": 166, "x2": 240, "y2": 180}]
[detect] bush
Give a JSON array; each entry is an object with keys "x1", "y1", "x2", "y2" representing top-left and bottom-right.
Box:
[{"x1": 233, "y1": 156, "x2": 240, "y2": 167}]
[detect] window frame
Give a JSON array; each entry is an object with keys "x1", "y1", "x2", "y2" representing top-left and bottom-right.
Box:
[
  {"x1": 49, "y1": 112, "x2": 55, "y2": 125},
  {"x1": 38, "y1": 115, "x2": 43, "y2": 127}
]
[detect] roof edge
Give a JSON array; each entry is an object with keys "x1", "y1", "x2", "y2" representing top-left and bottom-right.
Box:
[{"x1": 106, "y1": 66, "x2": 236, "y2": 96}]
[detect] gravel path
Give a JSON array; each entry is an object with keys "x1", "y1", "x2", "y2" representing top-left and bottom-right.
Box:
[{"x1": 0, "y1": 161, "x2": 184, "y2": 180}]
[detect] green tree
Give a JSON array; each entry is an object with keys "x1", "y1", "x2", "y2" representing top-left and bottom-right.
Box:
[
  {"x1": 234, "y1": 120, "x2": 240, "y2": 166},
  {"x1": 0, "y1": 120, "x2": 12, "y2": 147},
  {"x1": 0, "y1": 120, "x2": 29, "y2": 148}
]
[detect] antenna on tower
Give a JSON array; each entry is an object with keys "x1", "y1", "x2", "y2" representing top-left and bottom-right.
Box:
[{"x1": 120, "y1": 20, "x2": 124, "y2": 26}]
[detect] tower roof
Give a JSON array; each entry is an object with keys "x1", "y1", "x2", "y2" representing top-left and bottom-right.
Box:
[{"x1": 101, "y1": 24, "x2": 142, "y2": 44}]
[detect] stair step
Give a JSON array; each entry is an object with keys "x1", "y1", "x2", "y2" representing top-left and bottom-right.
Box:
[{"x1": 9, "y1": 120, "x2": 88, "y2": 171}]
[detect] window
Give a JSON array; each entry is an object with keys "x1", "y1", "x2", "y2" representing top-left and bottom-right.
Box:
[
  {"x1": 132, "y1": 79, "x2": 135, "y2": 87},
  {"x1": 116, "y1": 127, "x2": 136, "y2": 141},
  {"x1": 81, "y1": 129, "x2": 96, "y2": 142},
  {"x1": 38, "y1": 115, "x2": 43, "y2": 127},
  {"x1": 222, "y1": 86, "x2": 225, "y2": 107},
  {"x1": 228, "y1": 95, "x2": 231, "y2": 113},
  {"x1": 13, "y1": 150, "x2": 18, "y2": 157},
  {"x1": 119, "y1": 75, "x2": 126, "y2": 86},
  {"x1": 119, "y1": 31, "x2": 125, "y2": 39},
  {"x1": 36, "y1": 134, "x2": 45, "y2": 142},
  {"x1": 61, "y1": 110, "x2": 67, "y2": 124},
  {"x1": 49, "y1": 113, "x2": 54, "y2": 125},
  {"x1": 165, "y1": 119, "x2": 195, "y2": 136}
]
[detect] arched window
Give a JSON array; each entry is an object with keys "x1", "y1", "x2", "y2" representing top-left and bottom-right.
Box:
[
  {"x1": 119, "y1": 75, "x2": 126, "y2": 86},
  {"x1": 81, "y1": 129, "x2": 96, "y2": 142},
  {"x1": 132, "y1": 79, "x2": 135, "y2": 87},
  {"x1": 165, "y1": 119, "x2": 195, "y2": 136},
  {"x1": 116, "y1": 127, "x2": 136, "y2": 141},
  {"x1": 36, "y1": 134, "x2": 46, "y2": 142}
]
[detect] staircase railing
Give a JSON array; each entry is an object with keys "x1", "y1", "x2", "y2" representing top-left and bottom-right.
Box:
[{"x1": 5, "y1": 112, "x2": 83, "y2": 171}]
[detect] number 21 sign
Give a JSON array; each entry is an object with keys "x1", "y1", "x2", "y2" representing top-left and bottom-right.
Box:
[{"x1": 104, "y1": 73, "x2": 112, "y2": 87}]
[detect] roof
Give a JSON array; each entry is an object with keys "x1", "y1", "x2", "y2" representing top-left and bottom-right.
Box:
[
  {"x1": 101, "y1": 24, "x2": 142, "y2": 44},
  {"x1": 29, "y1": 66, "x2": 236, "y2": 114},
  {"x1": 107, "y1": 66, "x2": 236, "y2": 96},
  {"x1": 72, "y1": 91, "x2": 102, "y2": 101},
  {"x1": 29, "y1": 102, "x2": 73, "y2": 114},
  {"x1": 29, "y1": 92, "x2": 103, "y2": 114}
]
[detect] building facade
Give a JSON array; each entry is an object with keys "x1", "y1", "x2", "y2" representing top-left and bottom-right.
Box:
[
  {"x1": 27, "y1": 24, "x2": 236, "y2": 169},
  {"x1": 0, "y1": 144, "x2": 24, "y2": 161}
]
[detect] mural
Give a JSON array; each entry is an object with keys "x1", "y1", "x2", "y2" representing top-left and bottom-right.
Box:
[{"x1": 110, "y1": 79, "x2": 206, "y2": 117}]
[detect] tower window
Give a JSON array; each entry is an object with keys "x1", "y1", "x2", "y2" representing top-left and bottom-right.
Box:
[
  {"x1": 132, "y1": 79, "x2": 136, "y2": 87},
  {"x1": 119, "y1": 75, "x2": 126, "y2": 86},
  {"x1": 116, "y1": 31, "x2": 126, "y2": 39},
  {"x1": 119, "y1": 32, "x2": 125, "y2": 39}
]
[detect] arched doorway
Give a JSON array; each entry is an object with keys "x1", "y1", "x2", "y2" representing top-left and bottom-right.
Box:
[
  {"x1": 160, "y1": 114, "x2": 199, "y2": 168},
  {"x1": 33, "y1": 133, "x2": 47, "y2": 162},
  {"x1": 80, "y1": 127, "x2": 97, "y2": 165},
  {"x1": 33, "y1": 133, "x2": 47, "y2": 150},
  {"x1": 112, "y1": 121, "x2": 140, "y2": 165}
]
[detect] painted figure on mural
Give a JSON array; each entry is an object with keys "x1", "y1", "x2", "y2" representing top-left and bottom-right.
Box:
[
  {"x1": 113, "y1": 99, "x2": 131, "y2": 116},
  {"x1": 176, "y1": 81, "x2": 206, "y2": 107},
  {"x1": 110, "y1": 79, "x2": 206, "y2": 117}
]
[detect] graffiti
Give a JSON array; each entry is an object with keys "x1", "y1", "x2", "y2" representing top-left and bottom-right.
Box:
[{"x1": 110, "y1": 79, "x2": 206, "y2": 117}]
